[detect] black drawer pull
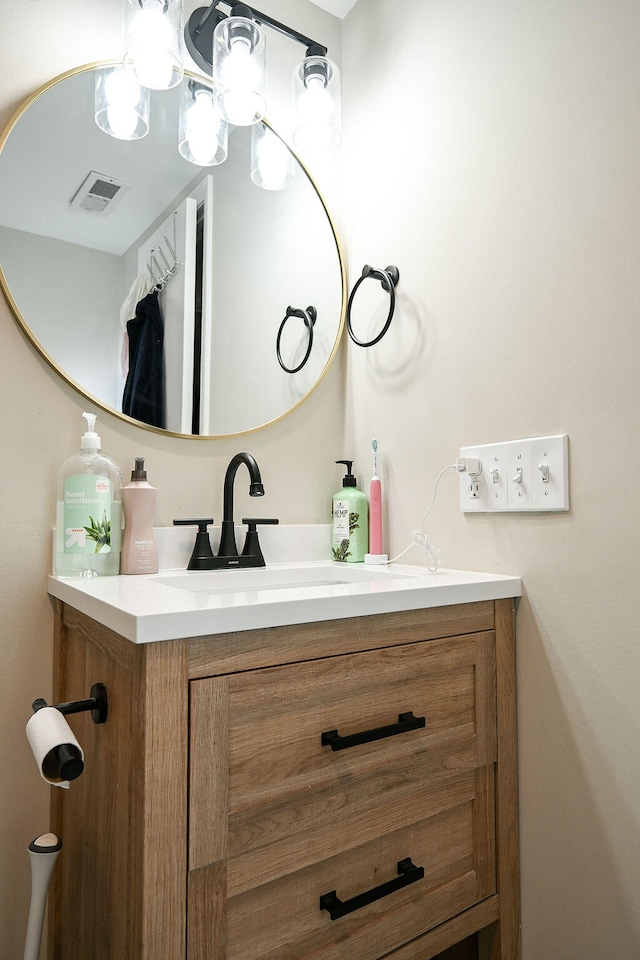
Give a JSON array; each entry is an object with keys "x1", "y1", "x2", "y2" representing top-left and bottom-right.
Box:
[
  {"x1": 321, "y1": 711, "x2": 425, "y2": 751},
  {"x1": 320, "y1": 858, "x2": 425, "y2": 921}
]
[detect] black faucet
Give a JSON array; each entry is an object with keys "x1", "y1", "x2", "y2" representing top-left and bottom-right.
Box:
[
  {"x1": 218, "y1": 452, "x2": 265, "y2": 558},
  {"x1": 215, "y1": 453, "x2": 279, "y2": 567},
  {"x1": 174, "y1": 454, "x2": 278, "y2": 570}
]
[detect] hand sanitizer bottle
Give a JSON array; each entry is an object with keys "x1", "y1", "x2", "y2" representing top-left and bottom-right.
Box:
[{"x1": 54, "y1": 413, "x2": 122, "y2": 577}]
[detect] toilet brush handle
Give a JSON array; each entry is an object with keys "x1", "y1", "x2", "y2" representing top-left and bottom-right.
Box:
[{"x1": 24, "y1": 834, "x2": 62, "y2": 960}]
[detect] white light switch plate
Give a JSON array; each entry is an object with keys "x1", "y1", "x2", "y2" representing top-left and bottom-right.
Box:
[
  {"x1": 460, "y1": 435, "x2": 569, "y2": 512},
  {"x1": 531, "y1": 434, "x2": 569, "y2": 510}
]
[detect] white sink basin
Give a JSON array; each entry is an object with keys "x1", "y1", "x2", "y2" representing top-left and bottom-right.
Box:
[{"x1": 154, "y1": 563, "x2": 413, "y2": 595}]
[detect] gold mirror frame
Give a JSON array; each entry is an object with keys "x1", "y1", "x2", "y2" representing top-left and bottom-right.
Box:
[{"x1": 0, "y1": 63, "x2": 346, "y2": 439}]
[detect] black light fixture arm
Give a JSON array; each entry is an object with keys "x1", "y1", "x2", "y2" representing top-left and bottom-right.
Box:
[
  {"x1": 186, "y1": 0, "x2": 328, "y2": 74},
  {"x1": 190, "y1": 0, "x2": 223, "y2": 36}
]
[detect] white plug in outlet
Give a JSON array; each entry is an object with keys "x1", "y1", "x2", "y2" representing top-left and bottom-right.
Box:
[{"x1": 459, "y1": 446, "x2": 486, "y2": 511}]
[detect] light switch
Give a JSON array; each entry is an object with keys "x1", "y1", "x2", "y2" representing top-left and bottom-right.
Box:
[
  {"x1": 506, "y1": 441, "x2": 532, "y2": 511},
  {"x1": 531, "y1": 435, "x2": 569, "y2": 511}
]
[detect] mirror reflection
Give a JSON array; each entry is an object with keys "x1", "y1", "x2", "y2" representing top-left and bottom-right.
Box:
[{"x1": 0, "y1": 64, "x2": 345, "y2": 437}]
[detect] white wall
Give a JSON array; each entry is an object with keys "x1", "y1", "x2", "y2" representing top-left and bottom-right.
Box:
[
  {"x1": 341, "y1": 1, "x2": 640, "y2": 957},
  {"x1": 0, "y1": 2, "x2": 343, "y2": 957},
  {"x1": 0, "y1": 225, "x2": 123, "y2": 407}
]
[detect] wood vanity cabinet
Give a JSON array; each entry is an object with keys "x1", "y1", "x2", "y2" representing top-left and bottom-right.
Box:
[{"x1": 49, "y1": 598, "x2": 519, "y2": 960}]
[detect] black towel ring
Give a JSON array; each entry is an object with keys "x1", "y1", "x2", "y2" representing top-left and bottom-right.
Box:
[
  {"x1": 276, "y1": 306, "x2": 317, "y2": 374},
  {"x1": 346, "y1": 264, "x2": 400, "y2": 347}
]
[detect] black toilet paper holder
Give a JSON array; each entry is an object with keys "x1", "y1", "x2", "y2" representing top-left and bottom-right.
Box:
[{"x1": 32, "y1": 682, "x2": 108, "y2": 725}]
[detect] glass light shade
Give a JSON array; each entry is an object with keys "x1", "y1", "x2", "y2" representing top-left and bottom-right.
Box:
[
  {"x1": 178, "y1": 82, "x2": 228, "y2": 166},
  {"x1": 250, "y1": 123, "x2": 295, "y2": 191},
  {"x1": 123, "y1": 0, "x2": 184, "y2": 90},
  {"x1": 94, "y1": 66, "x2": 150, "y2": 140},
  {"x1": 293, "y1": 54, "x2": 341, "y2": 153},
  {"x1": 212, "y1": 15, "x2": 266, "y2": 126}
]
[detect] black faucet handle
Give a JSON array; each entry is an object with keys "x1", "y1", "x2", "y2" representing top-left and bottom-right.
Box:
[
  {"x1": 173, "y1": 518, "x2": 215, "y2": 570},
  {"x1": 240, "y1": 518, "x2": 279, "y2": 565}
]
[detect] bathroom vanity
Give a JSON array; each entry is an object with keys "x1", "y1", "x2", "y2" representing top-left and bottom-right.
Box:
[{"x1": 47, "y1": 559, "x2": 521, "y2": 960}]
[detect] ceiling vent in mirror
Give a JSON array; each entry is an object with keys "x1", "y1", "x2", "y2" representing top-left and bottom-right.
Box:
[{"x1": 69, "y1": 171, "x2": 131, "y2": 215}]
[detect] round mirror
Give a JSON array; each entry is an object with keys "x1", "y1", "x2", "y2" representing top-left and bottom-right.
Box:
[{"x1": 0, "y1": 63, "x2": 345, "y2": 437}]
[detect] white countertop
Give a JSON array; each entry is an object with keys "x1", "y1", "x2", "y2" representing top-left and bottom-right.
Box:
[{"x1": 48, "y1": 559, "x2": 521, "y2": 644}]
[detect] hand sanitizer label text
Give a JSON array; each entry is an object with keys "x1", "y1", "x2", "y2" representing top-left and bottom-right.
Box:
[{"x1": 63, "y1": 475, "x2": 112, "y2": 553}]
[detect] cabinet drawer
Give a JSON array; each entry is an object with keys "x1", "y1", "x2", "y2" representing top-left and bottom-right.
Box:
[
  {"x1": 188, "y1": 766, "x2": 495, "y2": 960},
  {"x1": 189, "y1": 633, "x2": 496, "y2": 874}
]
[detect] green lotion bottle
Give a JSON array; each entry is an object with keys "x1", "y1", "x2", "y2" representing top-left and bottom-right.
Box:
[
  {"x1": 55, "y1": 413, "x2": 122, "y2": 577},
  {"x1": 331, "y1": 460, "x2": 369, "y2": 562}
]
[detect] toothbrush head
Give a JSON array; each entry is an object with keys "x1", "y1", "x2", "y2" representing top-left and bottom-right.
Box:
[{"x1": 372, "y1": 438, "x2": 378, "y2": 474}]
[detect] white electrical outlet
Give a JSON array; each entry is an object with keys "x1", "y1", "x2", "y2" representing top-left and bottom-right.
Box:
[
  {"x1": 459, "y1": 445, "x2": 486, "y2": 511},
  {"x1": 468, "y1": 479, "x2": 483, "y2": 499},
  {"x1": 460, "y1": 435, "x2": 569, "y2": 513}
]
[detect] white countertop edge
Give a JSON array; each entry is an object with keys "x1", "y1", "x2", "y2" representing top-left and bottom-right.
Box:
[{"x1": 48, "y1": 564, "x2": 521, "y2": 644}]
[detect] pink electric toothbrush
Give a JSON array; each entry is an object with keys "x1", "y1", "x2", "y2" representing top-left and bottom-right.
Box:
[
  {"x1": 24, "y1": 833, "x2": 62, "y2": 960},
  {"x1": 365, "y1": 439, "x2": 387, "y2": 563}
]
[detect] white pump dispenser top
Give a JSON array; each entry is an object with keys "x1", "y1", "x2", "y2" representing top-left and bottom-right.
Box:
[{"x1": 80, "y1": 412, "x2": 101, "y2": 451}]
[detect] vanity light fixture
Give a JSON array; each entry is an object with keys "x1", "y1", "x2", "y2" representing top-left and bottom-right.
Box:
[
  {"x1": 211, "y1": 4, "x2": 267, "y2": 126},
  {"x1": 292, "y1": 43, "x2": 341, "y2": 153},
  {"x1": 123, "y1": 0, "x2": 184, "y2": 90},
  {"x1": 179, "y1": 79, "x2": 228, "y2": 165},
  {"x1": 98, "y1": 1, "x2": 339, "y2": 176},
  {"x1": 250, "y1": 122, "x2": 295, "y2": 190},
  {"x1": 185, "y1": 0, "x2": 341, "y2": 148},
  {"x1": 94, "y1": 66, "x2": 150, "y2": 140}
]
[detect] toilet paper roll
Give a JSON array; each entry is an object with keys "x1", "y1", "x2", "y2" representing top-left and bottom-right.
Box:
[{"x1": 26, "y1": 707, "x2": 84, "y2": 789}]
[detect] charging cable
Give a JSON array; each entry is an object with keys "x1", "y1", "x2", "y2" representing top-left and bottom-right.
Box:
[{"x1": 385, "y1": 458, "x2": 482, "y2": 572}]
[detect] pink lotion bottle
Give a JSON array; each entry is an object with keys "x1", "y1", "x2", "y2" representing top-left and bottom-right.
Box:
[
  {"x1": 365, "y1": 439, "x2": 388, "y2": 565},
  {"x1": 121, "y1": 457, "x2": 159, "y2": 575}
]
